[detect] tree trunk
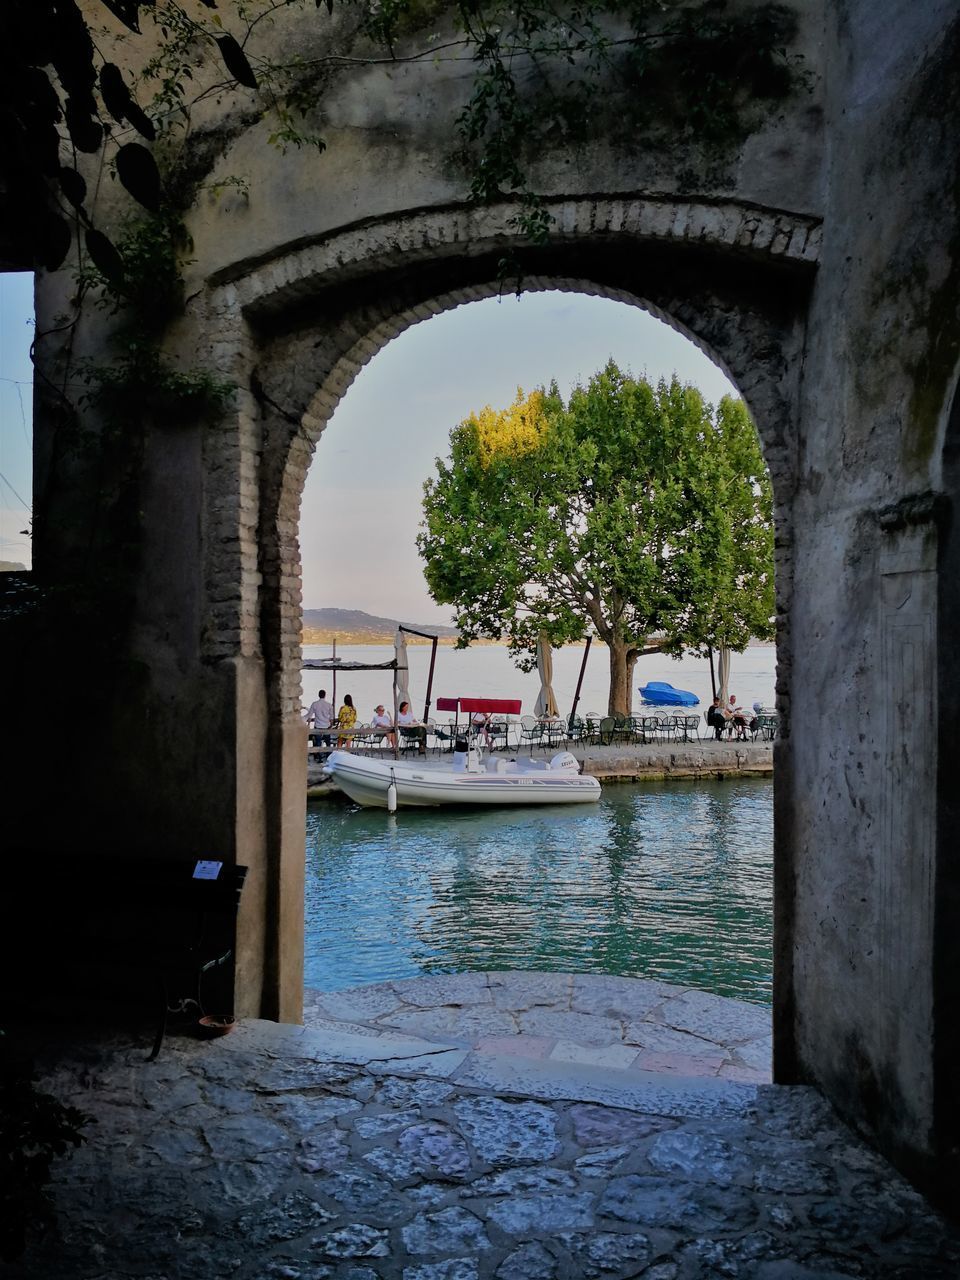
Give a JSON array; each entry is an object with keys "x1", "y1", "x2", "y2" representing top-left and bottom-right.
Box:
[{"x1": 607, "y1": 639, "x2": 638, "y2": 716}]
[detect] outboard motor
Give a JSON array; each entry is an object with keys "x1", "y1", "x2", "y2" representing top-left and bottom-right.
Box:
[
  {"x1": 452, "y1": 735, "x2": 470, "y2": 771},
  {"x1": 550, "y1": 752, "x2": 581, "y2": 773}
]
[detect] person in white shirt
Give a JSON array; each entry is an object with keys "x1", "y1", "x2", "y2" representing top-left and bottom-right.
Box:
[
  {"x1": 305, "y1": 688, "x2": 334, "y2": 747},
  {"x1": 370, "y1": 704, "x2": 396, "y2": 748},
  {"x1": 397, "y1": 700, "x2": 426, "y2": 755},
  {"x1": 471, "y1": 709, "x2": 493, "y2": 746},
  {"x1": 727, "y1": 694, "x2": 748, "y2": 740}
]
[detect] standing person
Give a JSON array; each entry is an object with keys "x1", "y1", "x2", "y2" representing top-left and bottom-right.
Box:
[
  {"x1": 337, "y1": 693, "x2": 358, "y2": 748},
  {"x1": 305, "y1": 688, "x2": 334, "y2": 747},
  {"x1": 370, "y1": 703, "x2": 396, "y2": 749}
]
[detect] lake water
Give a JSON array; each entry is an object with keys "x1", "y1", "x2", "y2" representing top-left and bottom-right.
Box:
[
  {"x1": 304, "y1": 776, "x2": 774, "y2": 1004},
  {"x1": 301, "y1": 641, "x2": 777, "y2": 722}
]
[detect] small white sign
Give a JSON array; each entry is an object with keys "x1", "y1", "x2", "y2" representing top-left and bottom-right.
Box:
[{"x1": 193, "y1": 860, "x2": 223, "y2": 880}]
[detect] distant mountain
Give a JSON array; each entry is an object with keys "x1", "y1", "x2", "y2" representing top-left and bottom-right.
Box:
[{"x1": 302, "y1": 608, "x2": 458, "y2": 644}]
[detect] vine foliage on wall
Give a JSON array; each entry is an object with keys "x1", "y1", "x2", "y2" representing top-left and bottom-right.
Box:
[
  {"x1": 6, "y1": 0, "x2": 808, "y2": 273},
  {"x1": 77, "y1": 211, "x2": 234, "y2": 427},
  {"x1": 1, "y1": 0, "x2": 808, "y2": 625}
]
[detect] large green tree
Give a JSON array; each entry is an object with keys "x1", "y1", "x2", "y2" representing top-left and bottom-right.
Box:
[{"x1": 418, "y1": 361, "x2": 774, "y2": 715}]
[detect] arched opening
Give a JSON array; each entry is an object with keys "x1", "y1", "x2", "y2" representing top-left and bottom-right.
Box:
[
  {"x1": 252, "y1": 249, "x2": 793, "y2": 1039},
  {"x1": 208, "y1": 201, "x2": 815, "y2": 1031}
]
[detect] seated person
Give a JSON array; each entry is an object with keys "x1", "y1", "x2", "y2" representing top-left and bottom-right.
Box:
[
  {"x1": 370, "y1": 703, "x2": 396, "y2": 748},
  {"x1": 727, "y1": 694, "x2": 748, "y2": 739},
  {"x1": 397, "y1": 700, "x2": 425, "y2": 754},
  {"x1": 471, "y1": 709, "x2": 493, "y2": 746},
  {"x1": 706, "y1": 696, "x2": 727, "y2": 741}
]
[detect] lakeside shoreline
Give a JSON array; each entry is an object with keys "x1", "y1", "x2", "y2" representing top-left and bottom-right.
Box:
[{"x1": 302, "y1": 632, "x2": 779, "y2": 649}]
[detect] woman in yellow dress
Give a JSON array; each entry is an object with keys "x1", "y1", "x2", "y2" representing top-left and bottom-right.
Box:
[{"x1": 336, "y1": 693, "x2": 357, "y2": 747}]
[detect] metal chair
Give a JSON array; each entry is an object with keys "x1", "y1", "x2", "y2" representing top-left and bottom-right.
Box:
[
  {"x1": 398, "y1": 726, "x2": 425, "y2": 755},
  {"x1": 519, "y1": 715, "x2": 543, "y2": 753},
  {"x1": 624, "y1": 715, "x2": 645, "y2": 744},
  {"x1": 598, "y1": 715, "x2": 617, "y2": 745},
  {"x1": 582, "y1": 715, "x2": 602, "y2": 746},
  {"x1": 640, "y1": 715, "x2": 659, "y2": 744},
  {"x1": 756, "y1": 713, "x2": 779, "y2": 740},
  {"x1": 363, "y1": 730, "x2": 388, "y2": 756},
  {"x1": 678, "y1": 714, "x2": 701, "y2": 741},
  {"x1": 656, "y1": 715, "x2": 678, "y2": 742},
  {"x1": 431, "y1": 720, "x2": 456, "y2": 752},
  {"x1": 613, "y1": 715, "x2": 633, "y2": 744},
  {"x1": 542, "y1": 719, "x2": 565, "y2": 751}
]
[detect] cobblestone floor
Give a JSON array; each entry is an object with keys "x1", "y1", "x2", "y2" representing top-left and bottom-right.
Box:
[{"x1": 9, "y1": 975, "x2": 959, "y2": 1280}]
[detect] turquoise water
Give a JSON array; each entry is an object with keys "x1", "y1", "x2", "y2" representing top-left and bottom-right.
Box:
[{"x1": 304, "y1": 777, "x2": 774, "y2": 1004}]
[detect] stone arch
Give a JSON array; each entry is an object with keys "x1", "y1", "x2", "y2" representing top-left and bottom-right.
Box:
[
  {"x1": 199, "y1": 195, "x2": 818, "y2": 1026},
  {"x1": 212, "y1": 196, "x2": 818, "y2": 731}
]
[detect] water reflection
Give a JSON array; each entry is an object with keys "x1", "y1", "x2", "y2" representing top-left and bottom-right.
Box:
[{"x1": 304, "y1": 778, "x2": 773, "y2": 1003}]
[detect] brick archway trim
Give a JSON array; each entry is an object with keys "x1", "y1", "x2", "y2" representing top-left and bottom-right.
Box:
[{"x1": 218, "y1": 195, "x2": 822, "y2": 320}]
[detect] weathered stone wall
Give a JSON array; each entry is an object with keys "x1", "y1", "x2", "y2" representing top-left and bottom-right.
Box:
[
  {"x1": 10, "y1": 0, "x2": 960, "y2": 1202},
  {"x1": 772, "y1": 0, "x2": 960, "y2": 1202}
]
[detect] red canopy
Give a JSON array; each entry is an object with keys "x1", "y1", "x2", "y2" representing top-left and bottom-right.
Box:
[{"x1": 435, "y1": 696, "x2": 522, "y2": 715}]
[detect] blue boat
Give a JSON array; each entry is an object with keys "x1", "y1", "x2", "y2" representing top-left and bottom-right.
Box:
[{"x1": 638, "y1": 681, "x2": 700, "y2": 707}]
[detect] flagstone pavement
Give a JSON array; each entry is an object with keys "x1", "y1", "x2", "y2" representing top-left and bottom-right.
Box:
[{"x1": 8, "y1": 972, "x2": 959, "y2": 1280}]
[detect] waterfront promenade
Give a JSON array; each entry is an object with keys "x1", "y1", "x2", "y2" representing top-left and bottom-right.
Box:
[{"x1": 10, "y1": 972, "x2": 958, "y2": 1279}]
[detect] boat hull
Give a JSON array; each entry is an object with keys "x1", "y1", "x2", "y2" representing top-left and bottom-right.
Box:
[{"x1": 324, "y1": 751, "x2": 602, "y2": 809}]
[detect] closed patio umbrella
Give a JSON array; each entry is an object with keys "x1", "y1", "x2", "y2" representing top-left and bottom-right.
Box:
[
  {"x1": 717, "y1": 645, "x2": 731, "y2": 706},
  {"x1": 394, "y1": 629, "x2": 411, "y2": 709},
  {"x1": 534, "y1": 634, "x2": 559, "y2": 718}
]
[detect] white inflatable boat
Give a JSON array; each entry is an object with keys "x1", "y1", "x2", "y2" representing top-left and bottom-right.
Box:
[{"x1": 323, "y1": 747, "x2": 601, "y2": 809}]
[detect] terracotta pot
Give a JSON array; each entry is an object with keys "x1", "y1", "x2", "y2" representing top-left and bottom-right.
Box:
[{"x1": 196, "y1": 1014, "x2": 236, "y2": 1038}]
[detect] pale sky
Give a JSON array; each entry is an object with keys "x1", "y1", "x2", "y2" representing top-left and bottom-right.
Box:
[
  {"x1": 0, "y1": 272, "x2": 34, "y2": 569},
  {"x1": 301, "y1": 292, "x2": 738, "y2": 624},
  {"x1": 1, "y1": 278, "x2": 739, "y2": 617}
]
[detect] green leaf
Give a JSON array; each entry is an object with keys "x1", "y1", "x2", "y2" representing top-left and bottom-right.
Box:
[
  {"x1": 35, "y1": 209, "x2": 73, "y2": 272},
  {"x1": 58, "y1": 166, "x2": 87, "y2": 211},
  {"x1": 215, "y1": 35, "x2": 258, "y2": 90},
  {"x1": 85, "y1": 228, "x2": 125, "y2": 287},
  {"x1": 115, "y1": 143, "x2": 163, "y2": 212},
  {"x1": 64, "y1": 97, "x2": 102, "y2": 153},
  {"x1": 99, "y1": 63, "x2": 156, "y2": 141}
]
